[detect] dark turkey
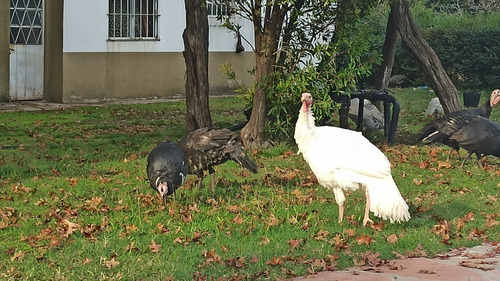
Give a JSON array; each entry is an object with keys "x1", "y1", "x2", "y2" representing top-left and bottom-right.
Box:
[
  {"x1": 178, "y1": 127, "x2": 258, "y2": 189},
  {"x1": 422, "y1": 114, "x2": 500, "y2": 168},
  {"x1": 146, "y1": 141, "x2": 188, "y2": 199},
  {"x1": 418, "y1": 89, "x2": 500, "y2": 160}
]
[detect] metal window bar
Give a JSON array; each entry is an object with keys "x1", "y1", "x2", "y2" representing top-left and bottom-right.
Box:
[
  {"x1": 109, "y1": 0, "x2": 158, "y2": 40},
  {"x1": 10, "y1": 0, "x2": 43, "y2": 45}
]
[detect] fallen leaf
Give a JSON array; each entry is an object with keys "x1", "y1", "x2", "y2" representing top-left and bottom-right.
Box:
[
  {"x1": 149, "y1": 240, "x2": 161, "y2": 253},
  {"x1": 266, "y1": 256, "x2": 283, "y2": 266},
  {"x1": 61, "y1": 219, "x2": 81, "y2": 238},
  {"x1": 260, "y1": 237, "x2": 270, "y2": 245},
  {"x1": 82, "y1": 257, "x2": 93, "y2": 265},
  {"x1": 355, "y1": 234, "x2": 375, "y2": 245},
  {"x1": 288, "y1": 239, "x2": 301, "y2": 251},
  {"x1": 413, "y1": 178, "x2": 423, "y2": 186},
  {"x1": 387, "y1": 234, "x2": 398, "y2": 244},
  {"x1": 104, "y1": 257, "x2": 120, "y2": 268},
  {"x1": 418, "y1": 269, "x2": 437, "y2": 274},
  {"x1": 232, "y1": 214, "x2": 244, "y2": 225},
  {"x1": 125, "y1": 241, "x2": 139, "y2": 252}
]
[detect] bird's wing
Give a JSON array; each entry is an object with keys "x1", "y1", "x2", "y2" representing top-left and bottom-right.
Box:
[{"x1": 304, "y1": 126, "x2": 391, "y2": 181}]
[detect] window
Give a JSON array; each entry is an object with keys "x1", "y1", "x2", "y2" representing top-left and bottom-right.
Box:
[
  {"x1": 10, "y1": 0, "x2": 43, "y2": 44},
  {"x1": 206, "y1": 1, "x2": 228, "y2": 17},
  {"x1": 108, "y1": 0, "x2": 159, "y2": 40}
]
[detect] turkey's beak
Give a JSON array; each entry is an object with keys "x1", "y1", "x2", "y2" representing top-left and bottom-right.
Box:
[
  {"x1": 491, "y1": 89, "x2": 500, "y2": 107},
  {"x1": 157, "y1": 182, "x2": 169, "y2": 200}
]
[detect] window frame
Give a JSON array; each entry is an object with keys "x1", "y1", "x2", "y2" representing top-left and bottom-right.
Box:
[{"x1": 108, "y1": 0, "x2": 160, "y2": 41}]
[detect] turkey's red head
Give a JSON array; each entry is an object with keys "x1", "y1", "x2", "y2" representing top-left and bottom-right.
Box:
[
  {"x1": 490, "y1": 89, "x2": 500, "y2": 107},
  {"x1": 301, "y1": 93, "x2": 312, "y2": 112}
]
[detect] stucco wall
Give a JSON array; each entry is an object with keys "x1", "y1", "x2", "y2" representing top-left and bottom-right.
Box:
[
  {"x1": 0, "y1": 4, "x2": 10, "y2": 102},
  {"x1": 62, "y1": 52, "x2": 255, "y2": 103}
]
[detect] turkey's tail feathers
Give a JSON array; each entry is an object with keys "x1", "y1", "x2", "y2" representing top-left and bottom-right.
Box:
[
  {"x1": 417, "y1": 122, "x2": 438, "y2": 141},
  {"x1": 229, "y1": 148, "x2": 258, "y2": 173},
  {"x1": 366, "y1": 177, "x2": 410, "y2": 223},
  {"x1": 421, "y1": 130, "x2": 447, "y2": 144}
]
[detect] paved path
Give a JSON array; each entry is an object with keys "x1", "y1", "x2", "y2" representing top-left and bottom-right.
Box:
[{"x1": 293, "y1": 243, "x2": 500, "y2": 281}]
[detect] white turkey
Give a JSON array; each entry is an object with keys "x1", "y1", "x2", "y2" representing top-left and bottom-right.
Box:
[
  {"x1": 294, "y1": 93, "x2": 410, "y2": 226},
  {"x1": 178, "y1": 127, "x2": 258, "y2": 190},
  {"x1": 424, "y1": 97, "x2": 444, "y2": 118},
  {"x1": 348, "y1": 98, "x2": 384, "y2": 131},
  {"x1": 146, "y1": 141, "x2": 188, "y2": 200}
]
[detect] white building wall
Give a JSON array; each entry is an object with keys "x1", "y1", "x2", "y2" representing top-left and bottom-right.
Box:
[{"x1": 63, "y1": 0, "x2": 254, "y2": 53}]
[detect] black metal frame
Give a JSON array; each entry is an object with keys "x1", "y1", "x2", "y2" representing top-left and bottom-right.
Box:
[{"x1": 329, "y1": 89, "x2": 400, "y2": 145}]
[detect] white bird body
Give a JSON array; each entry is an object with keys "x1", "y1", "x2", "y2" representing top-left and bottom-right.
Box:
[
  {"x1": 424, "y1": 97, "x2": 444, "y2": 117},
  {"x1": 348, "y1": 98, "x2": 384, "y2": 131},
  {"x1": 295, "y1": 93, "x2": 410, "y2": 225}
]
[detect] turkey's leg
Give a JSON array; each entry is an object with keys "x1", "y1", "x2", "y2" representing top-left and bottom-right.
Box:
[
  {"x1": 363, "y1": 188, "x2": 373, "y2": 226},
  {"x1": 459, "y1": 152, "x2": 472, "y2": 168},
  {"x1": 210, "y1": 173, "x2": 216, "y2": 191},
  {"x1": 338, "y1": 202, "x2": 344, "y2": 223},
  {"x1": 209, "y1": 167, "x2": 216, "y2": 191},
  {"x1": 197, "y1": 176, "x2": 203, "y2": 189}
]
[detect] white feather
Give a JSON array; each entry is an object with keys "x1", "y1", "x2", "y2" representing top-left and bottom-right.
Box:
[{"x1": 295, "y1": 93, "x2": 410, "y2": 223}]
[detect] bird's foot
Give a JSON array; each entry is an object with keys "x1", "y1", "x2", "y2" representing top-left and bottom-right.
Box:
[{"x1": 363, "y1": 217, "x2": 373, "y2": 226}]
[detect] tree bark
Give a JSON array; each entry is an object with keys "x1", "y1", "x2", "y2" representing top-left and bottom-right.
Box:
[
  {"x1": 182, "y1": 0, "x2": 212, "y2": 133},
  {"x1": 375, "y1": 2, "x2": 399, "y2": 90},
  {"x1": 240, "y1": 1, "x2": 288, "y2": 149},
  {"x1": 392, "y1": 0, "x2": 461, "y2": 114}
]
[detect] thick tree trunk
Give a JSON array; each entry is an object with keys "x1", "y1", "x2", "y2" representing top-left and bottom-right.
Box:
[
  {"x1": 393, "y1": 0, "x2": 461, "y2": 114},
  {"x1": 240, "y1": 1, "x2": 287, "y2": 149},
  {"x1": 240, "y1": 55, "x2": 272, "y2": 150},
  {"x1": 375, "y1": 2, "x2": 399, "y2": 90},
  {"x1": 182, "y1": 0, "x2": 212, "y2": 133}
]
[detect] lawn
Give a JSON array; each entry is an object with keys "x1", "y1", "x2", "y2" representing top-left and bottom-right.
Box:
[{"x1": 1, "y1": 89, "x2": 499, "y2": 280}]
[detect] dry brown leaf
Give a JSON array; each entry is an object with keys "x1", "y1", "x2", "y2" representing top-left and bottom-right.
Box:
[
  {"x1": 413, "y1": 178, "x2": 423, "y2": 186},
  {"x1": 260, "y1": 237, "x2": 270, "y2": 245},
  {"x1": 148, "y1": 240, "x2": 161, "y2": 253},
  {"x1": 61, "y1": 219, "x2": 81, "y2": 238},
  {"x1": 81, "y1": 257, "x2": 93, "y2": 265},
  {"x1": 232, "y1": 214, "x2": 244, "y2": 225},
  {"x1": 438, "y1": 161, "x2": 452, "y2": 169},
  {"x1": 104, "y1": 257, "x2": 120, "y2": 268},
  {"x1": 288, "y1": 239, "x2": 301, "y2": 251},
  {"x1": 355, "y1": 234, "x2": 375, "y2": 245},
  {"x1": 125, "y1": 241, "x2": 139, "y2": 252},
  {"x1": 266, "y1": 256, "x2": 283, "y2": 266},
  {"x1": 387, "y1": 234, "x2": 398, "y2": 244},
  {"x1": 344, "y1": 229, "x2": 355, "y2": 237}
]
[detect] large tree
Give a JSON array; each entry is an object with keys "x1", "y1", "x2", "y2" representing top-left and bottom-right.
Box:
[
  {"x1": 377, "y1": 0, "x2": 462, "y2": 114},
  {"x1": 220, "y1": 0, "x2": 375, "y2": 149},
  {"x1": 183, "y1": 0, "x2": 212, "y2": 133}
]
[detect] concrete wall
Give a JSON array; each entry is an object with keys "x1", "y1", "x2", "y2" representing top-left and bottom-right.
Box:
[
  {"x1": 44, "y1": 0, "x2": 64, "y2": 103},
  {"x1": 62, "y1": 51, "x2": 255, "y2": 103},
  {"x1": 59, "y1": 0, "x2": 256, "y2": 103}
]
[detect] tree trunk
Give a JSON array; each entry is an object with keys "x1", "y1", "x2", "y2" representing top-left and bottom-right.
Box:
[
  {"x1": 240, "y1": 1, "x2": 288, "y2": 149},
  {"x1": 393, "y1": 0, "x2": 461, "y2": 114},
  {"x1": 375, "y1": 2, "x2": 399, "y2": 90},
  {"x1": 240, "y1": 55, "x2": 272, "y2": 150},
  {"x1": 182, "y1": 0, "x2": 212, "y2": 133}
]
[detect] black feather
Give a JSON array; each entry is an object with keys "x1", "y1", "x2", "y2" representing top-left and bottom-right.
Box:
[
  {"x1": 146, "y1": 141, "x2": 188, "y2": 198},
  {"x1": 178, "y1": 127, "x2": 258, "y2": 189}
]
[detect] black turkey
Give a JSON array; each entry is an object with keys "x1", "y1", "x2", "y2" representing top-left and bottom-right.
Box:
[
  {"x1": 178, "y1": 127, "x2": 258, "y2": 189},
  {"x1": 418, "y1": 89, "x2": 500, "y2": 160},
  {"x1": 422, "y1": 114, "x2": 500, "y2": 168},
  {"x1": 146, "y1": 141, "x2": 188, "y2": 199}
]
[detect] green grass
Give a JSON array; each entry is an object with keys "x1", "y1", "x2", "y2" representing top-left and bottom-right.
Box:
[{"x1": 1, "y1": 91, "x2": 499, "y2": 280}]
